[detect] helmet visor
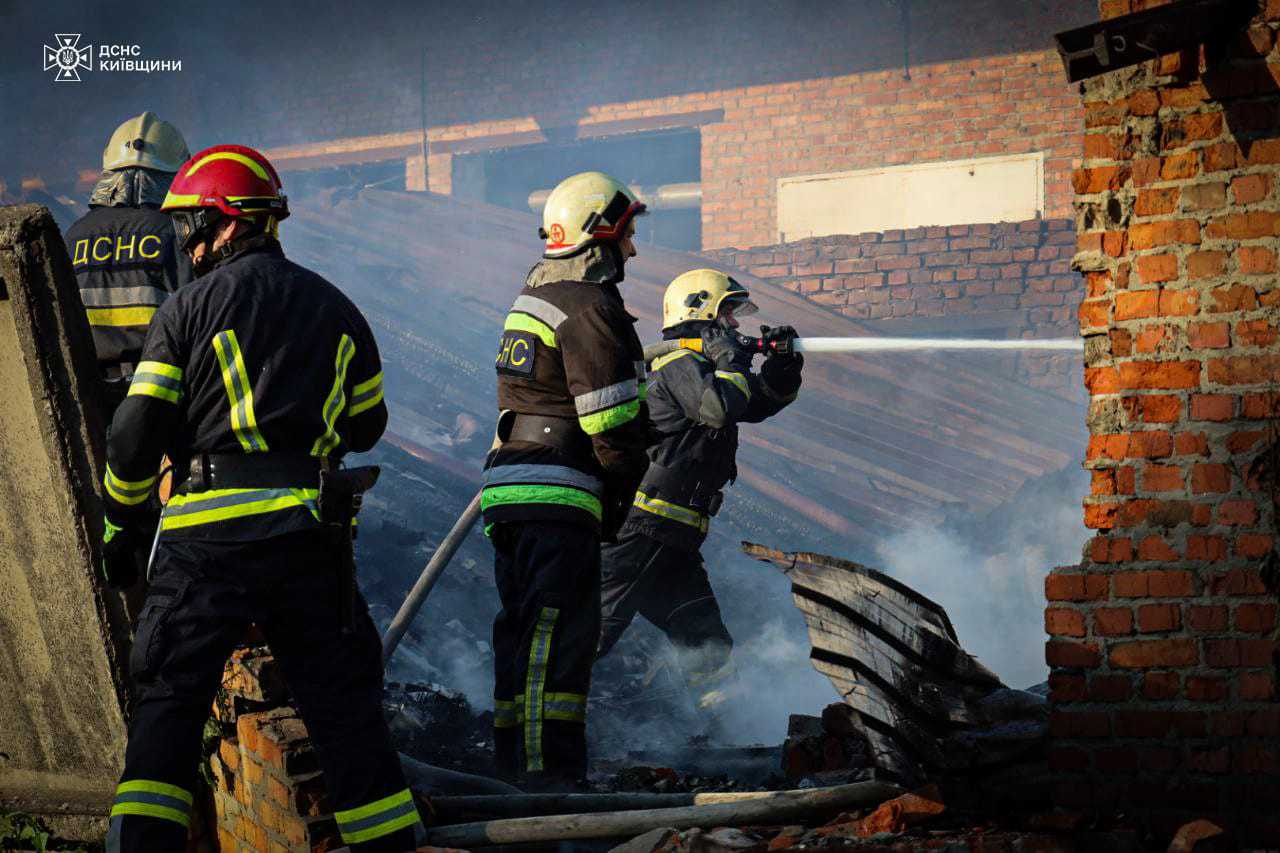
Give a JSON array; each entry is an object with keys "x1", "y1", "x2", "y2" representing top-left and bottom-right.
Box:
[
  {"x1": 170, "y1": 208, "x2": 220, "y2": 252},
  {"x1": 721, "y1": 295, "x2": 758, "y2": 319}
]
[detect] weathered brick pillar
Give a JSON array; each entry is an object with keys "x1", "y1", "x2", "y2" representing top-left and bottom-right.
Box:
[
  {"x1": 1050, "y1": 0, "x2": 1280, "y2": 843},
  {"x1": 207, "y1": 648, "x2": 342, "y2": 852}
]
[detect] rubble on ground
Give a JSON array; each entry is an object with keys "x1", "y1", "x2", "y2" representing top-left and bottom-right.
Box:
[
  {"x1": 598, "y1": 783, "x2": 1144, "y2": 852},
  {"x1": 410, "y1": 544, "x2": 1146, "y2": 853},
  {"x1": 384, "y1": 681, "x2": 496, "y2": 779}
]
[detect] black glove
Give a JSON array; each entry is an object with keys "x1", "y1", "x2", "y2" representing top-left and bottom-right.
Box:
[
  {"x1": 600, "y1": 488, "x2": 632, "y2": 544},
  {"x1": 101, "y1": 518, "x2": 141, "y2": 589},
  {"x1": 761, "y1": 325, "x2": 800, "y2": 359},
  {"x1": 700, "y1": 324, "x2": 747, "y2": 369},
  {"x1": 760, "y1": 346, "x2": 804, "y2": 403}
]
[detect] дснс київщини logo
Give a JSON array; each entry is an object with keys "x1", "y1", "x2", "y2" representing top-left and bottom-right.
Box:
[
  {"x1": 41, "y1": 36, "x2": 182, "y2": 80},
  {"x1": 43, "y1": 34, "x2": 92, "y2": 82}
]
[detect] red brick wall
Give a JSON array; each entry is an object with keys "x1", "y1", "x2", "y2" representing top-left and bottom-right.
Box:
[
  {"x1": 706, "y1": 218, "x2": 1083, "y2": 395},
  {"x1": 696, "y1": 52, "x2": 1080, "y2": 250},
  {"x1": 1050, "y1": 0, "x2": 1280, "y2": 842},
  {"x1": 427, "y1": 45, "x2": 1085, "y2": 250}
]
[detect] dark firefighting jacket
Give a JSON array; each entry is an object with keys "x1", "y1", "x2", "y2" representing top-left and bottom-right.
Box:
[
  {"x1": 482, "y1": 255, "x2": 650, "y2": 536},
  {"x1": 65, "y1": 204, "x2": 191, "y2": 374},
  {"x1": 102, "y1": 237, "x2": 387, "y2": 541},
  {"x1": 619, "y1": 345, "x2": 803, "y2": 551}
]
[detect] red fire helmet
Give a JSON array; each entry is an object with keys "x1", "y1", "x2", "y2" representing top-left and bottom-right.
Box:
[{"x1": 161, "y1": 144, "x2": 289, "y2": 220}]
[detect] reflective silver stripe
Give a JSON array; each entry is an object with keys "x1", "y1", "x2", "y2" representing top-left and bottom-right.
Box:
[
  {"x1": 162, "y1": 488, "x2": 316, "y2": 518},
  {"x1": 511, "y1": 295, "x2": 568, "y2": 329},
  {"x1": 483, "y1": 464, "x2": 603, "y2": 495},
  {"x1": 79, "y1": 286, "x2": 167, "y2": 307},
  {"x1": 574, "y1": 378, "x2": 639, "y2": 415}
]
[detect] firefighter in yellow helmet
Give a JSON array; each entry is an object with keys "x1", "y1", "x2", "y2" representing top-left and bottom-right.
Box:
[
  {"x1": 65, "y1": 112, "x2": 193, "y2": 422},
  {"x1": 483, "y1": 171, "x2": 651, "y2": 788},
  {"x1": 597, "y1": 269, "x2": 804, "y2": 709}
]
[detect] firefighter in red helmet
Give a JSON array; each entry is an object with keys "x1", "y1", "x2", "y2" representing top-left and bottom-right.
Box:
[{"x1": 101, "y1": 145, "x2": 423, "y2": 852}]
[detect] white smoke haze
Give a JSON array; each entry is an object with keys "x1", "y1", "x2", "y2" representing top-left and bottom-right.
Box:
[
  {"x1": 873, "y1": 469, "x2": 1089, "y2": 690},
  {"x1": 716, "y1": 617, "x2": 840, "y2": 745}
]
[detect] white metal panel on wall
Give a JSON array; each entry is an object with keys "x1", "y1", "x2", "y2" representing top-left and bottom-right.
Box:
[{"x1": 776, "y1": 152, "x2": 1045, "y2": 241}]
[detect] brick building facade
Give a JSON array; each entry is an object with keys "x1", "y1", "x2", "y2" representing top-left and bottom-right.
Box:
[{"x1": 1048, "y1": 0, "x2": 1280, "y2": 842}]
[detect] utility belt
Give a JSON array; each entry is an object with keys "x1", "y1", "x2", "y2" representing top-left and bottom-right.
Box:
[
  {"x1": 175, "y1": 452, "x2": 337, "y2": 494},
  {"x1": 638, "y1": 462, "x2": 724, "y2": 517},
  {"x1": 497, "y1": 411, "x2": 593, "y2": 459},
  {"x1": 174, "y1": 452, "x2": 379, "y2": 633}
]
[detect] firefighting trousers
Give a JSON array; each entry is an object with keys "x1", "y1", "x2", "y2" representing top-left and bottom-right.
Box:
[
  {"x1": 491, "y1": 521, "x2": 600, "y2": 788},
  {"x1": 106, "y1": 530, "x2": 423, "y2": 853},
  {"x1": 598, "y1": 532, "x2": 733, "y2": 686}
]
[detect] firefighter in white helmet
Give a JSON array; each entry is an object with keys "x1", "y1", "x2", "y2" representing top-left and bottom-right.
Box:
[
  {"x1": 596, "y1": 269, "x2": 804, "y2": 710},
  {"x1": 483, "y1": 171, "x2": 651, "y2": 788}
]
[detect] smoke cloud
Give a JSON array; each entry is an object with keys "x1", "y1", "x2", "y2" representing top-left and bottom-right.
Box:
[{"x1": 873, "y1": 465, "x2": 1089, "y2": 690}]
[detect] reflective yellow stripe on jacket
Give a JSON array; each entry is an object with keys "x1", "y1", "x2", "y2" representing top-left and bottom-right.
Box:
[
  {"x1": 212, "y1": 329, "x2": 269, "y2": 452},
  {"x1": 104, "y1": 464, "x2": 156, "y2": 507},
  {"x1": 160, "y1": 488, "x2": 319, "y2": 532},
  {"x1": 312, "y1": 334, "x2": 354, "y2": 456},
  {"x1": 128, "y1": 360, "x2": 184, "y2": 404},
  {"x1": 633, "y1": 490, "x2": 709, "y2": 532},
  {"x1": 348, "y1": 371, "x2": 384, "y2": 417}
]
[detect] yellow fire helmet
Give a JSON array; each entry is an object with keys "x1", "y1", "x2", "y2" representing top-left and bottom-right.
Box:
[
  {"x1": 102, "y1": 111, "x2": 190, "y2": 173},
  {"x1": 662, "y1": 268, "x2": 759, "y2": 331},
  {"x1": 539, "y1": 171, "x2": 646, "y2": 258}
]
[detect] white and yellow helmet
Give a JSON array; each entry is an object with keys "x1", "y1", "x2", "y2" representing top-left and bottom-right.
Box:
[
  {"x1": 539, "y1": 171, "x2": 646, "y2": 258},
  {"x1": 102, "y1": 111, "x2": 190, "y2": 173},
  {"x1": 662, "y1": 269, "x2": 759, "y2": 331}
]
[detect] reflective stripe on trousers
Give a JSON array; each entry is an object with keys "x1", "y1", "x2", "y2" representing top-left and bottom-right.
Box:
[
  {"x1": 333, "y1": 787, "x2": 424, "y2": 846},
  {"x1": 106, "y1": 779, "x2": 193, "y2": 852},
  {"x1": 493, "y1": 690, "x2": 588, "y2": 728},
  {"x1": 523, "y1": 606, "x2": 559, "y2": 772}
]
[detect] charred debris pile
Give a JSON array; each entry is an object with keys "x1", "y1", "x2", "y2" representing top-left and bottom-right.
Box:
[{"x1": 363, "y1": 542, "x2": 1147, "y2": 851}]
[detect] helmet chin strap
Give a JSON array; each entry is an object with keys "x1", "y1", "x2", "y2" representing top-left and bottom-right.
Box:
[{"x1": 190, "y1": 219, "x2": 267, "y2": 275}]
